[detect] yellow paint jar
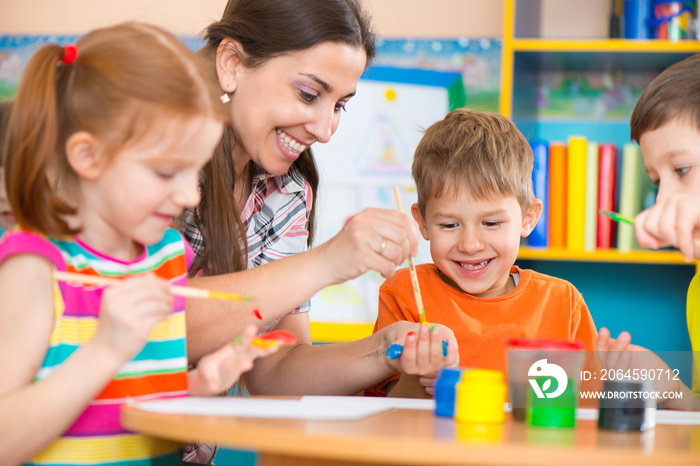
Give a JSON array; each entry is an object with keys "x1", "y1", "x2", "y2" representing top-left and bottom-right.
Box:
[{"x1": 455, "y1": 369, "x2": 506, "y2": 424}]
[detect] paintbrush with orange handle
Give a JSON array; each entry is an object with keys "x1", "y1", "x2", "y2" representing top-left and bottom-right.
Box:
[{"x1": 53, "y1": 271, "x2": 254, "y2": 302}]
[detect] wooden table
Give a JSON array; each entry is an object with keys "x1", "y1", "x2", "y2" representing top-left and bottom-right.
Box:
[{"x1": 122, "y1": 400, "x2": 700, "y2": 466}]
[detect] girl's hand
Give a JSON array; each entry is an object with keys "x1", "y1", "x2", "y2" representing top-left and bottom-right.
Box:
[
  {"x1": 634, "y1": 192, "x2": 700, "y2": 261},
  {"x1": 385, "y1": 323, "x2": 459, "y2": 377},
  {"x1": 92, "y1": 274, "x2": 173, "y2": 362},
  {"x1": 323, "y1": 208, "x2": 418, "y2": 282},
  {"x1": 189, "y1": 325, "x2": 288, "y2": 396}
]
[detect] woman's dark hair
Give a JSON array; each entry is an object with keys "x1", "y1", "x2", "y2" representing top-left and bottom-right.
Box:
[{"x1": 193, "y1": 0, "x2": 376, "y2": 276}]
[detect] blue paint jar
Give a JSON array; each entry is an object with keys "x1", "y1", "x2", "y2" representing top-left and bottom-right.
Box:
[{"x1": 434, "y1": 367, "x2": 462, "y2": 417}]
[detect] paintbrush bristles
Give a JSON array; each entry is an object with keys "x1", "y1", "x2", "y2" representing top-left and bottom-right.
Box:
[
  {"x1": 599, "y1": 209, "x2": 634, "y2": 225},
  {"x1": 393, "y1": 185, "x2": 427, "y2": 324},
  {"x1": 207, "y1": 291, "x2": 255, "y2": 302}
]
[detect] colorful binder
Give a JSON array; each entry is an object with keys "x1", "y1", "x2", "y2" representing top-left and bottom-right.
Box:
[
  {"x1": 597, "y1": 143, "x2": 617, "y2": 249},
  {"x1": 584, "y1": 141, "x2": 599, "y2": 252},
  {"x1": 617, "y1": 143, "x2": 645, "y2": 252},
  {"x1": 566, "y1": 136, "x2": 587, "y2": 251},
  {"x1": 548, "y1": 142, "x2": 567, "y2": 249},
  {"x1": 529, "y1": 140, "x2": 548, "y2": 248}
]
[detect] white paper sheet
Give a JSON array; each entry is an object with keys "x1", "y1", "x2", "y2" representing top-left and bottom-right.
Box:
[
  {"x1": 301, "y1": 396, "x2": 435, "y2": 411},
  {"x1": 132, "y1": 397, "x2": 393, "y2": 421},
  {"x1": 576, "y1": 407, "x2": 700, "y2": 425},
  {"x1": 133, "y1": 397, "x2": 700, "y2": 425}
]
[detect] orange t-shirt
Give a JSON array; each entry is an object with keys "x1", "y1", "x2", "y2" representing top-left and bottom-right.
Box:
[{"x1": 366, "y1": 264, "x2": 598, "y2": 396}]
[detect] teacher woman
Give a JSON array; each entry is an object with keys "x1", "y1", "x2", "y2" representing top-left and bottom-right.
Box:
[{"x1": 180, "y1": 0, "x2": 457, "y2": 400}]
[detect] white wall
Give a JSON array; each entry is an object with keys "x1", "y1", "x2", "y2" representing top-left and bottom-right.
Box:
[
  {"x1": 0, "y1": 0, "x2": 503, "y2": 37},
  {"x1": 0, "y1": 0, "x2": 612, "y2": 39}
]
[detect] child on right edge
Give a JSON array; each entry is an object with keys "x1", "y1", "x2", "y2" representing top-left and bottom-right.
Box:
[
  {"x1": 616, "y1": 52, "x2": 700, "y2": 410},
  {"x1": 367, "y1": 108, "x2": 619, "y2": 399}
]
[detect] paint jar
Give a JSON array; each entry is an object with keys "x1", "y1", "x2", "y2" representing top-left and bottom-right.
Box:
[
  {"x1": 434, "y1": 367, "x2": 462, "y2": 418},
  {"x1": 455, "y1": 369, "x2": 506, "y2": 424},
  {"x1": 456, "y1": 422, "x2": 504, "y2": 444},
  {"x1": 650, "y1": 0, "x2": 695, "y2": 41},
  {"x1": 525, "y1": 425, "x2": 576, "y2": 446},
  {"x1": 598, "y1": 379, "x2": 656, "y2": 431},
  {"x1": 526, "y1": 375, "x2": 578, "y2": 428},
  {"x1": 506, "y1": 338, "x2": 584, "y2": 423}
]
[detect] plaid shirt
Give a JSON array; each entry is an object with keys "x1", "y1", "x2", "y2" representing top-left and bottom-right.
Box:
[
  {"x1": 181, "y1": 164, "x2": 312, "y2": 332},
  {"x1": 181, "y1": 165, "x2": 311, "y2": 464}
]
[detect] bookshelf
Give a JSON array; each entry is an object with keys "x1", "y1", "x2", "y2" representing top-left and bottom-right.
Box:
[
  {"x1": 519, "y1": 247, "x2": 699, "y2": 267},
  {"x1": 502, "y1": 0, "x2": 699, "y2": 365},
  {"x1": 500, "y1": 0, "x2": 700, "y2": 148}
]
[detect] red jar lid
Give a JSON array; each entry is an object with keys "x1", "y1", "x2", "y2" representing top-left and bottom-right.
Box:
[{"x1": 506, "y1": 337, "x2": 584, "y2": 351}]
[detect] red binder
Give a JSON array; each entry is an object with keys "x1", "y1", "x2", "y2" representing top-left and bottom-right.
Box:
[{"x1": 597, "y1": 143, "x2": 617, "y2": 249}]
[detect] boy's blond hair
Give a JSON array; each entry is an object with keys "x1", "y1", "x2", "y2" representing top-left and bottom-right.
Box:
[
  {"x1": 631, "y1": 53, "x2": 700, "y2": 143},
  {"x1": 412, "y1": 108, "x2": 535, "y2": 215}
]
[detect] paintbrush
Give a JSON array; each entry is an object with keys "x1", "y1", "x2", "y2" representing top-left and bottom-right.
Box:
[
  {"x1": 599, "y1": 209, "x2": 634, "y2": 225},
  {"x1": 600, "y1": 209, "x2": 700, "y2": 260},
  {"x1": 53, "y1": 271, "x2": 254, "y2": 302},
  {"x1": 393, "y1": 185, "x2": 428, "y2": 324}
]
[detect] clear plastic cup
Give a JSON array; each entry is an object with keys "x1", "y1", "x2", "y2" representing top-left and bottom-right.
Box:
[{"x1": 506, "y1": 338, "x2": 584, "y2": 424}]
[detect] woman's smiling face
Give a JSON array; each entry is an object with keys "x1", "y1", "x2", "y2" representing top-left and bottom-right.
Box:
[{"x1": 221, "y1": 40, "x2": 367, "y2": 175}]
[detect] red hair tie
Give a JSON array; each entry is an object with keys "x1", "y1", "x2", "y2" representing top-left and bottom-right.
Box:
[{"x1": 61, "y1": 44, "x2": 77, "y2": 65}]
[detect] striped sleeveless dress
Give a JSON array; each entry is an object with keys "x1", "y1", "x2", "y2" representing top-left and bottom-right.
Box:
[{"x1": 0, "y1": 229, "x2": 190, "y2": 466}]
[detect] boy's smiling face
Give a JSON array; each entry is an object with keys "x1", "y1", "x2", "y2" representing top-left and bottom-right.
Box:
[
  {"x1": 412, "y1": 189, "x2": 540, "y2": 299},
  {"x1": 640, "y1": 117, "x2": 700, "y2": 200}
]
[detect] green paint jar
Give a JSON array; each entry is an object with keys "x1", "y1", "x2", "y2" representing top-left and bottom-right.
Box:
[{"x1": 526, "y1": 377, "x2": 577, "y2": 428}]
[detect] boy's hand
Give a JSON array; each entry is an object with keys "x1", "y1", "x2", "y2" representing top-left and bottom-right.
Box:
[
  {"x1": 386, "y1": 323, "x2": 459, "y2": 377},
  {"x1": 596, "y1": 327, "x2": 632, "y2": 370},
  {"x1": 634, "y1": 192, "x2": 700, "y2": 261},
  {"x1": 188, "y1": 324, "x2": 285, "y2": 396},
  {"x1": 596, "y1": 327, "x2": 700, "y2": 409}
]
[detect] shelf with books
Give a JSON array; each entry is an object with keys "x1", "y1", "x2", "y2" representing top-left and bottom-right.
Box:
[
  {"x1": 500, "y1": 0, "x2": 700, "y2": 121},
  {"x1": 510, "y1": 38, "x2": 700, "y2": 52},
  {"x1": 503, "y1": 0, "x2": 697, "y2": 356},
  {"x1": 501, "y1": 0, "x2": 699, "y2": 253},
  {"x1": 518, "y1": 246, "x2": 699, "y2": 269}
]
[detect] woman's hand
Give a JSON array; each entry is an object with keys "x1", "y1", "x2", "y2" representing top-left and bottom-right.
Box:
[
  {"x1": 322, "y1": 208, "x2": 418, "y2": 283},
  {"x1": 634, "y1": 192, "x2": 700, "y2": 261}
]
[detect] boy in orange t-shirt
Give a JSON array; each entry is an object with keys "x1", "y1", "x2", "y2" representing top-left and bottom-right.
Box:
[{"x1": 367, "y1": 109, "x2": 603, "y2": 399}]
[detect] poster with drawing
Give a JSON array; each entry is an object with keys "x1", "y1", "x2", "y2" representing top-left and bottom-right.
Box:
[
  {"x1": 310, "y1": 69, "x2": 455, "y2": 323},
  {"x1": 306, "y1": 38, "x2": 502, "y2": 323}
]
